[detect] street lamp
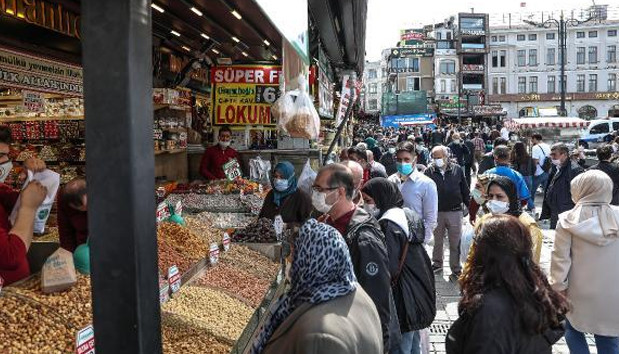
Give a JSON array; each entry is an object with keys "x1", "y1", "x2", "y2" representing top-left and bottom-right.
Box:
[{"x1": 524, "y1": 11, "x2": 594, "y2": 117}]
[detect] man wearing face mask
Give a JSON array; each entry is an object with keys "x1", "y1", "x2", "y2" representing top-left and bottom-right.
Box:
[
  {"x1": 425, "y1": 146, "x2": 470, "y2": 277},
  {"x1": 199, "y1": 125, "x2": 239, "y2": 180},
  {"x1": 312, "y1": 163, "x2": 400, "y2": 353},
  {"x1": 541, "y1": 143, "x2": 584, "y2": 229},
  {"x1": 341, "y1": 160, "x2": 366, "y2": 206},
  {"x1": 379, "y1": 144, "x2": 398, "y2": 176}
]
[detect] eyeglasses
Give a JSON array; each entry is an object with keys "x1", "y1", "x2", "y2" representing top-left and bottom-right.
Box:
[{"x1": 311, "y1": 186, "x2": 339, "y2": 193}]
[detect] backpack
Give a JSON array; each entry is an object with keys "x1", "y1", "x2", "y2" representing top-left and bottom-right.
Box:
[{"x1": 539, "y1": 146, "x2": 552, "y2": 173}]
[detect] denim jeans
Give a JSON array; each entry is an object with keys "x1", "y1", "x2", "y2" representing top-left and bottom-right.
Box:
[
  {"x1": 391, "y1": 331, "x2": 420, "y2": 354},
  {"x1": 523, "y1": 175, "x2": 535, "y2": 210},
  {"x1": 565, "y1": 320, "x2": 619, "y2": 354},
  {"x1": 531, "y1": 172, "x2": 549, "y2": 205}
]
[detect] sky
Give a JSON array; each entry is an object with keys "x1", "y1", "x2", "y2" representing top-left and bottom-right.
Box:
[{"x1": 365, "y1": 0, "x2": 619, "y2": 61}]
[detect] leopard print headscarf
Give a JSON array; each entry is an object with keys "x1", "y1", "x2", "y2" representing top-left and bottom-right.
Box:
[{"x1": 251, "y1": 219, "x2": 357, "y2": 353}]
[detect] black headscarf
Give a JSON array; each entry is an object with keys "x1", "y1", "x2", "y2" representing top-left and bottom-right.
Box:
[
  {"x1": 361, "y1": 177, "x2": 404, "y2": 218},
  {"x1": 487, "y1": 176, "x2": 522, "y2": 217}
]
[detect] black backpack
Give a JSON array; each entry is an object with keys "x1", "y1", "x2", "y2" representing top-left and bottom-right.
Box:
[{"x1": 540, "y1": 146, "x2": 552, "y2": 173}]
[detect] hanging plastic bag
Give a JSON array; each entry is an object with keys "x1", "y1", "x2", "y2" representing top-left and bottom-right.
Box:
[
  {"x1": 273, "y1": 83, "x2": 296, "y2": 134},
  {"x1": 297, "y1": 159, "x2": 316, "y2": 196},
  {"x1": 286, "y1": 75, "x2": 320, "y2": 140},
  {"x1": 249, "y1": 156, "x2": 272, "y2": 186},
  {"x1": 460, "y1": 220, "x2": 475, "y2": 264},
  {"x1": 10, "y1": 169, "x2": 61, "y2": 234}
]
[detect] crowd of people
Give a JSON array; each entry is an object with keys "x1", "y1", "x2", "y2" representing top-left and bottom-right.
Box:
[{"x1": 252, "y1": 121, "x2": 619, "y2": 354}]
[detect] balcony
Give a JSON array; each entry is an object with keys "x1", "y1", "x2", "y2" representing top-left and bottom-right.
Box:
[
  {"x1": 461, "y1": 64, "x2": 485, "y2": 73},
  {"x1": 457, "y1": 42, "x2": 488, "y2": 54},
  {"x1": 462, "y1": 83, "x2": 483, "y2": 90}
]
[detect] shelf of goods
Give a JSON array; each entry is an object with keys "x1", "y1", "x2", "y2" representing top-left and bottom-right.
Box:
[{"x1": 5, "y1": 215, "x2": 285, "y2": 354}]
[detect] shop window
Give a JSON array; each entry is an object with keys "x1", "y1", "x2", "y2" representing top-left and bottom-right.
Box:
[
  {"x1": 578, "y1": 105, "x2": 598, "y2": 120},
  {"x1": 610, "y1": 104, "x2": 619, "y2": 117},
  {"x1": 519, "y1": 106, "x2": 535, "y2": 117}
]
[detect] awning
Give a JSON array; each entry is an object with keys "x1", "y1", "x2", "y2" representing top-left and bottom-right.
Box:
[{"x1": 511, "y1": 117, "x2": 590, "y2": 129}]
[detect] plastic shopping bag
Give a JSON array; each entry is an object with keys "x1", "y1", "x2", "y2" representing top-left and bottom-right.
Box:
[
  {"x1": 10, "y1": 169, "x2": 61, "y2": 234},
  {"x1": 285, "y1": 75, "x2": 320, "y2": 140},
  {"x1": 249, "y1": 156, "x2": 272, "y2": 186},
  {"x1": 297, "y1": 160, "x2": 316, "y2": 196},
  {"x1": 274, "y1": 89, "x2": 296, "y2": 134},
  {"x1": 460, "y1": 221, "x2": 475, "y2": 264}
]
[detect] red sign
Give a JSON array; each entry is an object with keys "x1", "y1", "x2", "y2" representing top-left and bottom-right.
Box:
[
  {"x1": 401, "y1": 31, "x2": 425, "y2": 41},
  {"x1": 211, "y1": 66, "x2": 281, "y2": 84}
]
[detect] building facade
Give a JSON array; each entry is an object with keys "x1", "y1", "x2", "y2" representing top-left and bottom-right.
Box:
[
  {"x1": 487, "y1": 19, "x2": 619, "y2": 119},
  {"x1": 361, "y1": 59, "x2": 387, "y2": 114},
  {"x1": 432, "y1": 22, "x2": 458, "y2": 101}
]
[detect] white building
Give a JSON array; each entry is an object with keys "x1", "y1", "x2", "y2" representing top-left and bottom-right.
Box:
[
  {"x1": 362, "y1": 59, "x2": 388, "y2": 114},
  {"x1": 487, "y1": 18, "x2": 619, "y2": 119},
  {"x1": 431, "y1": 23, "x2": 459, "y2": 100}
]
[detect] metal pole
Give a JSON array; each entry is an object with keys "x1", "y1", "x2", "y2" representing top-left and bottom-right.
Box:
[
  {"x1": 324, "y1": 81, "x2": 357, "y2": 165},
  {"x1": 559, "y1": 12, "x2": 567, "y2": 116},
  {"x1": 82, "y1": 0, "x2": 161, "y2": 352}
]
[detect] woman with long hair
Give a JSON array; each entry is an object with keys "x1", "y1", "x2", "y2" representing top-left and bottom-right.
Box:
[
  {"x1": 446, "y1": 215, "x2": 568, "y2": 354},
  {"x1": 510, "y1": 141, "x2": 536, "y2": 210}
]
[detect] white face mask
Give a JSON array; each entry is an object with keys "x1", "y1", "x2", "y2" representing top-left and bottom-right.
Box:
[
  {"x1": 551, "y1": 158, "x2": 562, "y2": 167},
  {"x1": 364, "y1": 203, "x2": 380, "y2": 217},
  {"x1": 486, "y1": 200, "x2": 510, "y2": 214},
  {"x1": 273, "y1": 178, "x2": 289, "y2": 192},
  {"x1": 312, "y1": 189, "x2": 338, "y2": 213},
  {"x1": 0, "y1": 160, "x2": 13, "y2": 183},
  {"x1": 219, "y1": 140, "x2": 231, "y2": 149},
  {"x1": 434, "y1": 158, "x2": 445, "y2": 168},
  {"x1": 471, "y1": 189, "x2": 484, "y2": 204}
]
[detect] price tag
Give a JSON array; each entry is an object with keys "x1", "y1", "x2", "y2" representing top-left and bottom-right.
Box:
[
  {"x1": 168, "y1": 265, "x2": 181, "y2": 294},
  {"x1": 175, "y1": 201, "x2": 183, "y2": 216},
  {"x1": 254, "y1": 85, "x2": 280, "y2": 104},
  {"x1": 274, "y1": 215, "x2": 284, "y2": 238},
  {"x1": 159, "y1": 278, "x2": 170, "y2": 304},
  {"x1": 23, "y1": 90, "x2": 45, "y2": 112},
  {"x1": 258, "y1": 184, "x2": 263, "y2": 194},
  {"x1": 223, "y1": 159, "x2": 242, "y2": 181},
  {"x1": 222, "y1": 233, "x2": 231, "y2": 252},
  {"x1": 209, "y1": 242, "x2": 220, "y2": 265},
  {"x1": 75, "y1": 325, "x2": 95, "y2": 354},
  {"x1": 156, "y1": 202, "x2": 170, "y2": 223}
]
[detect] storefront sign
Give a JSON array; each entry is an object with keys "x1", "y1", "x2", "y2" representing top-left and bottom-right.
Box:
[
  {"x1": 399, "y1": 28, "x2": 425, "y2": 46},
  {"x1": 75, "y1": 325, "x2": 95, "y2": 354},
  {"x1": 254, "y1": 0, "x2": 309, "y2": 64},
  {"x1": 380, "y1": 114, "x2": 436, "y2": 128},
  {"x1": 390, "y1": 47, "x2": 434, "y2": 58},
  {"x1": 22, "y1": 90, "x2": 45, "y2": 112},
  {"x1": 0, "y1": 0, "x2": 81, "y2": 39},
  {"x1": 211, "y1": 65, "x2": 281, "y2": 126},
  {"x1": 0, "y1": 46, "x2": 83, "y2": 96}
]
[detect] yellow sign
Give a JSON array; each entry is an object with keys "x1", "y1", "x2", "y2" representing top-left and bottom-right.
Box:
[{"x1": 0, "y1": 0, "x2": 81, "y2": 39}]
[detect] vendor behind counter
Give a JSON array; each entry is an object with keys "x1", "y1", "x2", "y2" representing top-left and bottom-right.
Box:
[
  {"x1": 58, "y1": 178, "x2": 88, "y2": 253},
  {"x1": 200, "y1": 125, "x2": 239, "y2": 180},
  {"x1": 259, "y1": 161, "x2": 312, "y2": 226}
]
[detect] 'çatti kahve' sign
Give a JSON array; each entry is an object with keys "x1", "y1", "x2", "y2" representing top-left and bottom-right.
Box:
[
  {"x1": 0, "y1": 0, "x2": 81, "y2": 39},
  {"x1": 0, "y1": 46, "x2": 83, "y2": 96}
]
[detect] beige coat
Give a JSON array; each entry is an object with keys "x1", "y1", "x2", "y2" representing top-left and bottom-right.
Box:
[
  {"x1": 262, "y1": 288, "x2": 383, "y2": 354},
  {"x1": 551, "y1": 207, "x2": 619, "y2": 336}
]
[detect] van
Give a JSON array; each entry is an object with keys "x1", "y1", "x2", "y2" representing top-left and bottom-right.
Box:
[{"x1": 580, "y1": 118, "x2": 619, "y2": 148}]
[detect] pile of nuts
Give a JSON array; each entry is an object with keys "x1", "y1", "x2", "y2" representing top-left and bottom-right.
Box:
[
  {"x1": 195, "y1": 265, "x2": 271, "y2": 308},
  {"x1": 162, "y1": 314, "x2": 232, "y2": 353},
  {"x1": 192, "y1": 212, "x2": 255, "y2": 230},
  {"x1": 232, "y1": 218, "x2": 277, "y2": 243},
  {"x1": 241, "y1": 194, "x2": 265, "y2": 215},
  {"x1": 0, "y1": 294, "x2": 75, "y2": 353},
  {"x1": 221, "y1": 245, "x2": 280, "y2": 281},
  {"x1": 158, "y1": 236, "x2": 193, "y2": 275},
  {"x1": 183, "y1": 216, "x2": 222, "y2": 245},
  {"x1": 168, "y1": 193, "x2": 248, "y2": 213},
  {"x1": 158, "y1": 222, "x2": 209, "y2": 262},
  {"x1": 161, "y1": 286, "x2": 254, "y2": 345}
]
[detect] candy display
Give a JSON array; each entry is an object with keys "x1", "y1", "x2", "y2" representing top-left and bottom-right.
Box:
[
  {"x1": 231, "y1": 218, "x2": 277, "y2": 243},
  {"x1": 38, "y1": 145, "x2": 57, "y2": 161}
]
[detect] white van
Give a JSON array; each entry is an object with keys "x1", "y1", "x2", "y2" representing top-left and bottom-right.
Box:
[{"x1": 580, "y1": 118, "x2": 619, "y2": 147}]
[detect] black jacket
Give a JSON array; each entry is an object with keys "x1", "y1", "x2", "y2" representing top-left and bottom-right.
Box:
[
  {"x1": 541, "y1": 160, "x2": 584, "y2": 224},
  {"x1": 447, "y1": 141, "x2": 470, "y2": 167},
  {"x1": 344, "y1": 208, "x2": 399, "y2": 352},
  {"x1": 589, "y1": 160, "x2": 619, "y2": 205},
  {"x1": 378, "y1": 209, "x2": 436, "y2": 333},
  {"x1": 425, "y1": 163, "x2": 470, "y2": 212},
  {"x1": 431, "y1": 131, "x2": 444, "y2": 146},
  {"x1": 463, "y1": 140, "x2": 475, "y2": 166},
  {"x1": 512, "y1": 157, "x2": 536, "y2": 177},
  {"x1": 379, "y1": 152, "x2": 398, "y2": 176},
  {"x1": 478, "y1": 152, "x2": 495, "y2": 174},
  {"x1": 446, "y1": 288, "x2": 564, "y2": 354}
]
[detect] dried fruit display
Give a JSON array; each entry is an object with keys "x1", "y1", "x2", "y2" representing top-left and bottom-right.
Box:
[
  {"x1": 220, "y1": 245, "x2": 280, "y2": 281},
  {"x1": 38, "y1": 145, "x2": 57, "y2": 161},
  {"x1": 161, "y1": 286, "x2": 254, "y2": 345},
  {"x1": 161, "y1": 314, "x2": 232, "y2": 354},
  {"x1": 166, "y1": 193, "x2": 248, "y2": 213},
  {"x1": 158, "y1": 222, "x2": 209, "y2": 262},
  {"x1": 194, "y1": 264, "x2": 271, "y2": 308},
  {"x1": 231, "y1": 218, "x2": 276, "y2": 243},
  {"x1": 158, "y1": 236, "x2": 193, "y2": 275}
]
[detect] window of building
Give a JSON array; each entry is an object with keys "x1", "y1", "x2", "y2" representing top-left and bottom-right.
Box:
[
  {"x1": 577, "y1": 47, "x2": 586, "y2": 64},
  {"x1": 517, "y1": 50, "x2": 526, "y2": 66},
  {"x1": 409, "y1": 58, "x2": 420, "y2": 72},
  {"x1": 589, "y1": 31, "x2": 598, "y2": 38},
  {"x1": 577, "y1": 31, "x2": 585, "y2": 38},
  {"x1": 440, "y1": 79, "x2": 446, "y2": 93},
  {"x1": 546, "y1": 32, "x2": 555, "y2": 40},
  {"x1": 436, "y1": 32, "x2": 442, "y2": 40},
  {"x1": 500, "y1": 77, "x2": 507, "y2": 94},
  {"x1": 500, "y1": 50, "x2": 507, "y2": 67},
  {"x1": 529, "y1": 34, "x2": 537, "y2": 41},
  {"x1": 547, "y1": 48, "x2": 556, "y2": 65},
  {"x1": 491, "y1": 35, "x2": 497, "y2": 42},
  {"x1": 562, "y1": 75, "x2": 567, "y2": 91},
  {"x1": 608, "y1": 45, "x2": 617, "y2": 63},
  {"x1": 609, "y1": 30, "x2": 618, "y2": 37},
  {"x1": 609, "y1": 73, "x2": 617, "y2": 92},
  {"x1": 492, "y1": 51, "x2": 498, "y2": 67},
  {"x1": 517, "y1": 34, "x2": 526, "y2": 41},
  {"x1": 447, "y1": 32, "x2": 452, "y2": 40},
  {"x1": 450, "y1": 80, "x2": 456, "y2": 92},
  {"x1": 529, "y1": 49, "x2": 538, "y2": 65},
  {"x1": 518, "y1": 77, "x2": 526, "y2": 93},
  {"x1": 578, "y1": 106, "x2": 598, "y2": 121},
  {"x1": 368, "y1": 99, "x2": 378, "y2": 110},
  {"x1": 589, "y1": 74, "x2": 598, "y2": 92},
  {"x1": 368, "y1": 69, "x2": 377, "y2": 79},
  {"x1": 492, "y1": 77, "x2": 498, "y2": 94},
  {"x1": 407, "y1": 77, "x2": 421, "y2": 91},
  {"x1": 589, "y1": 46, "x2": 598, "y2": 63},
  {"x1": 499, "y1": 35, "x2": 506, "y2": 42},
  {"x1": 439, "y1": 60, "x2": 456, "y2": 74},
  {"x1": 548, "y1": 76, "x2": 556, "y2": 93},
  {"x1": 558, "y1": 47, "x2": 564, "y2": 65},
  {"x1": 529, "y1": 76, "x2": 538, "y2": 93},
  {"x1": 577, "y1": 74, "x2": 586, "y2": 92},
  {"x1": 369, "y1": 83, "x2": 377, "y2": 94}
]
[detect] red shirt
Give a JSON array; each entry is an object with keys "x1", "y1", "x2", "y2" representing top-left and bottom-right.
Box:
[
  {"x1": 0, "y1": 183, "x2": 29, "y2": 285},
  {"x1": 199, "y1": 144, "x2": 239, "y2": 180},
  {"x1": 58, "y1": 192, "x2": 88, "y2": 252},
  {"x1": 327, "y1": 208, "x2": 356, "y2": 236}
]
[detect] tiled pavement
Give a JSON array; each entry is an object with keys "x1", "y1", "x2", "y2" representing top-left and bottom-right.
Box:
[{"x1": 425, "y1": 226, "x2": 598, "y2": 353}]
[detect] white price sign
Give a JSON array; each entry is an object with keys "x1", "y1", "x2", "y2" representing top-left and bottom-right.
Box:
[{"x1": 209, "y1": 242, "x2": 220, "y2": 265}]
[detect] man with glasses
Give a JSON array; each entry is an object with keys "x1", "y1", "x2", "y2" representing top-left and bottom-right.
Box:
[{"x1": 313, "y1": 163, "x2": 398, "y2": 353}]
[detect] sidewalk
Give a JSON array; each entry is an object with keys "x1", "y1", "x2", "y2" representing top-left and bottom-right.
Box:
[{"x1": 425, "y1": 228, "x2": 598, "y2": 353}]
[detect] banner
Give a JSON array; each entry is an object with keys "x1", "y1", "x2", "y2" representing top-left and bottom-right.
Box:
[
  {"x1": 380, "y1": 114, "x2": 436, "y2": 128},
  {"x1": 335, "y1": 75, "x2": 358, "y2": 127},
  {"x1": 0, "y1": 46, "x2": 82, "y2": 96},
  {"x1": 211, "y1": 65, "x2": 281, "y2": 126}
]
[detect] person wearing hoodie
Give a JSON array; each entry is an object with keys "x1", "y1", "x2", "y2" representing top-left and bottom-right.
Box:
[
  {"x1": 362, "y1": 178, "x2": 436, "y2": 354},
  {"x1": 312, "y1": 163, "x2": 399, "y2": 353},
  {"x1": 551, "y1": 170, "x2": 619, "y2": 354}
]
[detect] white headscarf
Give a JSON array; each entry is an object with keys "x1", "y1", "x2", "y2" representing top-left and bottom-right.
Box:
[{"x1": 563, "y1": 170, "x2": 619, "y2": 238}]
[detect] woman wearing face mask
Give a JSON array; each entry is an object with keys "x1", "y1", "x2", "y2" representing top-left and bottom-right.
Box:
[
  {"x1": 254, "y1": 219, "x2": 383, "y2": 354},
  {"x1": 361, "y1": 178, "x2": 436, "y2": 354},
  {"x1": 258, "y1": 161, "x2": 312, "y2": 225},
  {"x1": 477, "y1": 176, "x2": 543, "y2": 264},
  {"x1": 468, "y1": 173, "x2": 498, "y2": 224}
]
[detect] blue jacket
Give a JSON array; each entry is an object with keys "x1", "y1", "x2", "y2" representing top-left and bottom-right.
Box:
[{"x1": 484, "y1": 165, "x2": 531, "y2": 201}]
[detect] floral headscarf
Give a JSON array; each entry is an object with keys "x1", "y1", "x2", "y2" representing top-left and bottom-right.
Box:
[{"x1": 251, "y1": 219, "x2": 357, "y2": 353}]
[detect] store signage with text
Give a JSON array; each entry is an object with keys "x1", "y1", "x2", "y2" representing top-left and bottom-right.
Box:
[
  {"x1": 0, "y1": 0, "x2": 81, "y2": 39},
  {"x1": 0, "y1": 46, "x2": 82, "y2": 96},
  {"x1": 22, "y1": 90, "x2": 45, "y2": 112},
  {"x1": 335, "y1": 75, "x2": 357, "y2": 127},
  {"x1": 75, "y1": 325, "x2": 95, "y2": 354},
  {"x1": 211, "y1": 65, "x2": 281, "y2": 126}
]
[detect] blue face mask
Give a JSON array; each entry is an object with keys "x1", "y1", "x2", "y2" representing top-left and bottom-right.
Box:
[
  {"x1": 273, "y1": 178, "x2": 289, "y2": 192},
  {"x1": 397, "y1": 162, "x2": 414, "y2": 176}
]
